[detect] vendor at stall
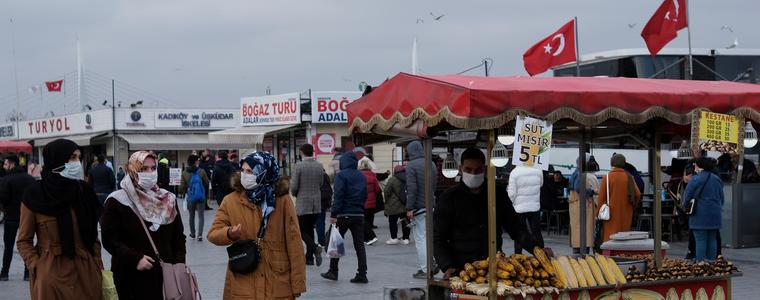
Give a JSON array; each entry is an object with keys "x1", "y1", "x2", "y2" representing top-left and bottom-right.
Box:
[{"x1": 434, "y1": 147, "x2": 524, "y2": 279}]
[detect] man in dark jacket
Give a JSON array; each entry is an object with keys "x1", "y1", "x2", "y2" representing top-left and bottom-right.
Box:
[
  {"x1": 406, "y1": 140, "x2": 438, "y2": 279},
  {"x1": 157, "y1": 153, "x2": 171, "y2": 192},
  {"x1": 88, "y1": 154, "x2": 116, "y2": 205},
  {"x1": 211, "y1": 151, "x2": 235, "y2": 206},
  {"x1": 0, "y1": 155, "x2": 36, "y2": 280},
  {"x1": 321, "y1": 152, "x2": 369, "y2": 284},
  {"x1": 434, "y1": 148, "x2": 523, "y2": 279}
]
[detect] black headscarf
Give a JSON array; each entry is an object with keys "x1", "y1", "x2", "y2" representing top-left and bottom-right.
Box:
[{"x1": 22, "y1": 139, "x2": 101, "y2": 258}]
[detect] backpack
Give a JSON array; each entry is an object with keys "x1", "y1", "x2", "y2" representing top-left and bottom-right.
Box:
[
  {"x1": 187, "y1": 169, "x2": 206, "y2": 204},
  {"x1": 320, "y1": 173, "x2": 333, "y2": 210}
]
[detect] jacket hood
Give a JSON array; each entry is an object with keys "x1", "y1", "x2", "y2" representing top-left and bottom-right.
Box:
[
  {"x1": 394, "y1": 170, "x2": 407, "y2": 183},
  {"x1": 340, "y1": 152, "x2": 359, "y2": 171},
  {"x1": 407, "y1": 141, "x2": 424, "y2": 160}
]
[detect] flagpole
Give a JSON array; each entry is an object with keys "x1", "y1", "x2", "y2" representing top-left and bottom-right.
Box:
[
  {"x1": 574, "y1": 16, "x2": 581, "y2": 77},
  {"x1": 686, "y1": 0, "x2": 693, "y2": 78},
  {"x1": 77, "y1": 35, "x2": 83, "y2": 111},
  {"x1": 412, "y1": 37, "x2": 418, "y2": 75},
  {"x1": 10, "y1": 17, "x2": 21, "y2": 133}
]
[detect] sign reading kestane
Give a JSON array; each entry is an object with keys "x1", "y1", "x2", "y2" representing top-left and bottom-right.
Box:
[
  {"x1": 311, "y1": 91, "x2": 362, "y2": 123},
  {"x1": 241, "y1": 93, "x2": 301, "y2": 126}
]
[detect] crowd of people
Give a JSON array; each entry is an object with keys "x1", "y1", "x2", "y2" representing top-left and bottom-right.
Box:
[{"x1": 0, "y1": 137, "x2": 734, "y2": 299}]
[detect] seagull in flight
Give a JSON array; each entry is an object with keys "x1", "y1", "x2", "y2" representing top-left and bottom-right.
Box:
[
  {"x1": 721, "y1": 25, "x2": 734, "y2": 33},
  {"x1": 726, "y1": 38, "x2": 738, "y2": 49},
  {"x1": 416, "y1": 18, "x2": 424, "y2": 24},
  {"x1": 627, "y1": 23, "x2": 637, "y2": 29},
  {"x1": 429, "y1": 12, "x2": 445, "y2": 21}
]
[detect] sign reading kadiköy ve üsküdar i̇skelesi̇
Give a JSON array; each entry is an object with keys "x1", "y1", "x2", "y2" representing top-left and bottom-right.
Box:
[
  {"x1": 696, "y1": 111, "x2": 741, "y2": 154},
  {"x1": 512, "y1": 116, "x2": 553, "y2": 171}
]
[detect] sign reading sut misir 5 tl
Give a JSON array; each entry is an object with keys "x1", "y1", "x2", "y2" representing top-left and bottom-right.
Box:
[
  {"x1": 512, "y1": 116, "x2": 553, "y2": 171},
  {"x1": 241, "y1": 93, "x2": 301, "y2": 126}
]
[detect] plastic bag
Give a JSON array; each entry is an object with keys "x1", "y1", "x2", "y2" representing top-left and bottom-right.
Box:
[
  {"x1": 102, "y1": 270, "x2": 119, "y2": 300},
  {"x1": 326, "y1": 224, "x2": 346, "y2": 258}
]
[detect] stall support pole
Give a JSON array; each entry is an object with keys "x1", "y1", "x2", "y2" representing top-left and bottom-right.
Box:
[
  {"x1": 487, "y1": 130, "x2": 497, "y2": 300},
  {"x1": 654, "y1": 132, "x2": 663, "y2": 269},
  {"x1": 579, "y1": 127, "x2": 588, "y2": 254},
  {"x1": 423, "y1": 139, "x2": 435, "y2": 282}
]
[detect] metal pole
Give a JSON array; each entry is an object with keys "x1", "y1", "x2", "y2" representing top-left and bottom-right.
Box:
[
  {"x1": 484, "y1": 59, "x2": 489, "y2": 77},
  {"x1": 654, "y1": 132, "x2": 663, "y2": 268},
  {"x1": 487, "y1": 130, "x2": 497, "y2": 300},
  {"x1": 574, "y1": 16, "x2": 581, "y2": 77},
  {"x1": 112, "y1": 79, "x2": 117, "y2": 180},
  {"x1": 579, "y1": 127, "x2": 588, "y2": 254},
  {"x1": 423, "y1": 139, "x2": 434, "y2": 282},
  {"x1": 9, "y1": 18, "x2": 21, "y2": 134},
  {"x1": 686, "y1": 0, "x2": 693, "y2": 78}
]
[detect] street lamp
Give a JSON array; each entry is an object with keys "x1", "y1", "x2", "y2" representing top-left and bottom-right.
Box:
[
  {"x1": 744, "y1": 121, "x2": 758, "y2": 148},
  {"x1": 497, "y1": 127, "x2": 515, "y2": 146},
  {"x1": 442, "y1": 153, "x2": 459, "y2": 179},
  {"x1": 490, "y1": 143, "x2": 509, "y2": 167}
]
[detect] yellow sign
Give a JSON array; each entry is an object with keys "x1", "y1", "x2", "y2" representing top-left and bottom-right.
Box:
[{"x1": 698, "y1": 111, "x2": 739, "y2": 144}]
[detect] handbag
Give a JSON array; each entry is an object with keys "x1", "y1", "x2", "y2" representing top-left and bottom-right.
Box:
[
  {"x1": 130, "y1": 207, "x2": 201, "y2": 300},
  {"x1": 598, "y1": 175, "x2": 611, "y2": 221},
  {"x1": 102, "y1": 270, "x2": 118, "y2": 300},
  {"x1": 226, "y1": 217, "x2": 267, "y2": 274},
  {"x1": 685, "y1": 175, "x2": 710, "y2": 216}
]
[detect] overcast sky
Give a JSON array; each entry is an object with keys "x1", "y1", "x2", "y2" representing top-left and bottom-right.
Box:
[{"x1": 1, "y1": 0, "x2": 758, "y2": 113}]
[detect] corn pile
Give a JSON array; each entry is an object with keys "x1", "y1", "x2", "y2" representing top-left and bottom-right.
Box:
[
  {"x1": 551, "y1": 254, "x2": 626, "y2": 288},
  {"x1": 456, "y1": 248, "x2": 564, "y2": 289}
]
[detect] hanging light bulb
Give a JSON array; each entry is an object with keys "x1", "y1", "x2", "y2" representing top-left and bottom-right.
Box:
[
  {"x1": 442, "y1": 153, "x2": 459, "y2": 179},
  {"x1": 497, "y1": 127, "x2": 515, "y2": 145},
  {"x1": 669, "y1": 139, "x2": 681, "y2": 158},
  {"x1": 744, "y1": 121, "x2": 758, "y2": 148},
  {"x1": 677, "y1": 140, "x2": 693, "y2": 159},
  {"x1": 490, "y1": 143, "x2": 509, "y2": 167}
]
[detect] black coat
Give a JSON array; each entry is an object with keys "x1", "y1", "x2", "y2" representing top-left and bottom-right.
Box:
[
  {"x1": 0, "y1": 167, "x2": 36, "y2": 222},
  {"x1": 89, "y1": 164, "x2": 116, "y2": 194},
  {"x1": 433, "y1": 183, "x2": 523, "y2": 272},
  {"x1": 100, "y1": 199, "x2": 186, "y2": 300},
  {"x1": 212, "y1": 159, "x2": 235, "y2": 195}
]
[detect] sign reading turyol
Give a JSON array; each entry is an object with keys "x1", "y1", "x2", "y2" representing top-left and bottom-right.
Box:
[
  {"x1": 155, "y1": 110, "x2": 237, "y2": 129},
  {"x1": 20, "y1": 110, "x2": 112, "y2": 140},
  {"x1": 511, "y1": 116, "x2": 553, "y2": 171},
  {"x1": 311, "y1": 91, "x2": 362, "y2": 123},
  {"x1": 241, "y1": 93, "x2": 301, "y2": 126}
]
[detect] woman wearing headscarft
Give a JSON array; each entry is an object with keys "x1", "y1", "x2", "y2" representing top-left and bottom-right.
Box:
[
  {"x1": 100, "y1": 151, "x2": 186, "y2": 300},
  {"x1": 596, "y1": 153, "x2": 641, "y2": 243},
  {"x1": 208, "y1": 151, "x2": 306, "y2": 299},
  {"x1": 16, "y1": 139, "x2": 104, "y2": 300},
  {"x1": 567, "y1": 154, "x2": 600, "y2": 254}
]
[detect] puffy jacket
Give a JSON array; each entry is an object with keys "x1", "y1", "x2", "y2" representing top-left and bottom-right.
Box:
[
  {"x1": 0, "y1": 166, "x2": 37, "y2": 222},
  {"x1": 406, "y1": 140, "x2": 437, "y2": 213},
  {"x1": 507, "y1": 166, "x2": 543, "y2": 213},
  {"x1": 383, "y1": 171, "x2": 407, "y2": 216},
  {"x1": 682, "y1": 171, "x2": 724, "y2": 230},
  {"x1": 331, "y1": 152, "x2": 367, "y2": 218},
  {"x1": 361, "y1": 170, "x2": 381, "y2": 210}
]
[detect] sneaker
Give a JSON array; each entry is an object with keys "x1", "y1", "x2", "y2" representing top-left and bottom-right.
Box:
[
  {"x1": 350, "y1": 274, "x2": 368, "y2": 284},
  {"x1": 386, "y1": 238, "x2": 400, "y2": 245},
  {"x1": 412, "y1": 270, "x2": 427, "y2": 279},
  {"x1": 0, "y1": 274, "x2": 8, "y2": 281},
  {"x1": 320, "y1": 271, "x2": 338, "y2": 281},
  {"x1": 189, "y1": 234, "x2": 196, "y2": 239},
  {"x1": 305, "y1": 259, "x2": 315, "y2": 266},
  {"x1": 365, "y1": 237, "x2": 378, "y2": 246},
  {"x1": 315, "y1": 246, "x2": 323, "y2": 267},
  {"x1": 197, "y1": 237, "x2": 203, "y2": 242},
  {"x1": 401, "y1": 239, "x2": 410, "y2": 245}
]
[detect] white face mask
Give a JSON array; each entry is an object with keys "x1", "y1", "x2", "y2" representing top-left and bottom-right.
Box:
[
  {"x1": 137, "y1": 171, "x2": 158, "y2": 190},
  {"x1": 241, "y1": 172, "x2": 258, "y2": 190},
  {"x1": 55, "y1": 161, "x2": 84, "y2": 180},
  {"x1": 462, "y1": 172, "x2": 485, "y2": 189}
]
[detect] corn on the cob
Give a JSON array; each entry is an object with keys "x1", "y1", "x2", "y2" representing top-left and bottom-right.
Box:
[
  {"x1": 533, "y1": 247, "x2": 557, "y2": 276},
  {"x1": 578, "y1": 258, "x2": 598, "y2": 287},
  {"x1": 595, "y1": 254, "x2": 618, "y2": 285},
  {"x1": 568, "y1": 258, "x2": 588, "y2": 287},
  {"x1": 558, "y1": 256, "x2": 579, "y2": 288},
  {"x1": 606, "y1": 256, "x2": 627, "y2": 284},
  {"x1": 551, "y1": 258, "x2": 568, "y2": 289},
  {"x1": 585, "y1": 256, "x2": 608, "y2": 286}
]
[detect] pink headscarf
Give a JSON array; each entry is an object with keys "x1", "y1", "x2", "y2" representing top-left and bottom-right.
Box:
[{"x1": 121, "y1": 151, "x2": 177, "y2": 229}]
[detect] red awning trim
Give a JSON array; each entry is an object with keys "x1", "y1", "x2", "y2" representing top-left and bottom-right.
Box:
[{"x1": 347, "y1": 73, "x2": 760, "y2": 132}]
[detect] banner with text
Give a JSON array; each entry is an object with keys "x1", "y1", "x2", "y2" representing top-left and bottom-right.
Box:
[
  {"x1": 0, "y1": 123, "x2": 16, "y2": 140},
  {"x1": 511, "y1": 116, "x2": 553, "y2": 170},
  {"x1": 155, "y1": 110, "x2": 237, "y2": 129},
  {"x1": 241, "y1": 93, "x2": 301, "y2": 126},
  {"x1": 20, "y1": 110, "x2": 112, "y2": 140},
  {"x1": 311, "y1": 91, "x2": 362, "y2": 123},
  {"x1": 169, "y1": 168, "x2": 182, "y2": 186},
  {"x1": 313, "y1": 133, "x2": 337, "y2": 155},
  {"x1": 696, "y1": 111, "x2": 740, "y2": 154}
]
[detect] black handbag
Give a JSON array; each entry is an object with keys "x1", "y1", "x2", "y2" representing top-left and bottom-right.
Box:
[{"x1": 227, "y1": 218, "x2": 267, "y2": 274}]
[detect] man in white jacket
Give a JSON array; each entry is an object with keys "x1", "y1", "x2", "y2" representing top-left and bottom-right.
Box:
[{"x1": 507, "y1": 165, "x2": 545, "y2": 254}]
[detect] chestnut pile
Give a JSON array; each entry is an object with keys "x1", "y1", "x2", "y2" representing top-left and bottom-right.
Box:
[{"x1": 625, "y1": 255, "x2": 739, "y2": 283}]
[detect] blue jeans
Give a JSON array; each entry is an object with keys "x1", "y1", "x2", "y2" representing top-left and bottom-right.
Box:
[
  {"x1": 693, "y1": 229, "x2": 718, "y2": 261},
  {"x1": 316, "y1": 211, "x2": 327, "y2": 246},
  {"x1": 412, "y1": 213, "x2": 427, "y2": 272}
]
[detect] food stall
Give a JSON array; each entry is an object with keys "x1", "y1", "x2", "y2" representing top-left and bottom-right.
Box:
[{"x1": 347, "y1": 73, "x2": 757, "y2": 299}]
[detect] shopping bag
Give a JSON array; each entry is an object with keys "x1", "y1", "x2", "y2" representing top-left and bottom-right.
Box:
[
  {"x1": 326, "y1": 224, "x2": 346, "y2": 258},
  {"x1": 102, "y1": 270, "x2": 119, "y2": 300}
]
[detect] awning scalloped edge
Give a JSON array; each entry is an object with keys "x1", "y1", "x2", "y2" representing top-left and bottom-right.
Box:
[{"x1": 349, "y1": 106, "x2": 760, "y2": 133}]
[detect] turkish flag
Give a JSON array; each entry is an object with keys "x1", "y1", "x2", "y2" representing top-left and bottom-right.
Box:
[
  {"x1": 45, "y1": 80, "x2": 63, "y2": 92},
  {"x1": 641, "y1": 0, "x2": 688, "y2": 56},
  {"x1": 523, "y1": 19, "x2": 577, "y2": 76}
]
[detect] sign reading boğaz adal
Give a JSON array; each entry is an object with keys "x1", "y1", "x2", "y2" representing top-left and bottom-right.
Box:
[
  {"x1": 310, "y1": 91, "x2": 362, "y2": 123},
  {"x1": 511, "y1": 116, "x2": 553, "y2": 171},
  {"x1": 241, "y1": 93, "x2": 301, "y2": 126}
]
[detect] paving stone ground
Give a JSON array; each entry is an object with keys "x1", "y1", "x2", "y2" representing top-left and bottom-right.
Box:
[{"x1": 1, "y1": 204, "x2": 758, "y2": 299}]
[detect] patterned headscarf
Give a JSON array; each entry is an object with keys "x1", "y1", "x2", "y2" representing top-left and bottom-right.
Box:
[
  {"x1": 121, "y1": 151, "x2": 177, "y2": 231},
  {"x1": 240, "y1": 151, "x2": 280, "y2": 219}
]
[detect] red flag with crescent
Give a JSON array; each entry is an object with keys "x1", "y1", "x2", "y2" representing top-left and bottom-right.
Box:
[
  {"x1": 45, "y1": 80, "x2": 64, "y2": 92},
  {"x1": 523, "y1": 19, "x2": 577, "y2": 76},
  {"x1": 641, "y1": 0, "x2": 688, "y2": 56}
]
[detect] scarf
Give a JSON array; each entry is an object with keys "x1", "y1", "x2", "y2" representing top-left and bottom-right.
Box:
[
  {"x1": 119, "y1": 151, "x2": 177, "y2": 231},
  {"x1": 240, "y1": 151, "x2": 279, "y2": 221},
  {"x1": 22, "y1": 139, "x2": 100, "y2": 258}
]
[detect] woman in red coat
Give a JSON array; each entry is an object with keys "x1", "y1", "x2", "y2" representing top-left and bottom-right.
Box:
[{"x1": 360, "y1": 160, "x2": 381, "y2": 245}]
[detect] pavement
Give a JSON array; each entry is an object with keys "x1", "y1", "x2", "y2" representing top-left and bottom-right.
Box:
[{"x1": 1, "y1": 203, "x2": 759, "y2": 300}]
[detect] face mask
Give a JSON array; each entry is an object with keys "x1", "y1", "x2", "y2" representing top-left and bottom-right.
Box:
[
  {"x1": 241, "y1": 172, "x2": 258, "y2": 190},
  {"x1": 55, "y1": 161, "x2": 84, "y2": 180},
  {"x1": 461, "y1": 172, "x2": 484, "y2": 189},
  {"x1": 138, "y1": 171, "x2": 158, "y2": 190}
]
